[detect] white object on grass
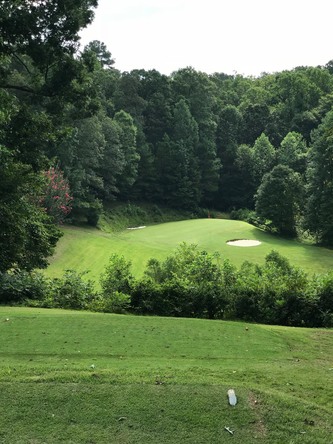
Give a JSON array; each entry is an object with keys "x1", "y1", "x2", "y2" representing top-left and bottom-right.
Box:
[
  {"x1": 226, "y1": 239, "x2": 261, "y2": 247},
  {"x1": 228, "y1": 389, "x2": 237, "y2": 406},
  {"x1": 224, "y1": 426, "x2": 234, "y2": 435},
  {"x1": 127, "y1": 226, "x2": 146, "y2": 230}
]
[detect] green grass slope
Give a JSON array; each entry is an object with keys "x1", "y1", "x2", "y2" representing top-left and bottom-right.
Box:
[
  {"x1": 46, "y1": 219, "x2": 333, "y2": 282},
  {"x1": 0, "y1": 307, "x2": 332, "y2": 443}
]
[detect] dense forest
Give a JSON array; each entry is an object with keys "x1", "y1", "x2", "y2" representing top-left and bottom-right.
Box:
[{"x1": 2, "y1": 0, "x2": 333, "y2": 274}]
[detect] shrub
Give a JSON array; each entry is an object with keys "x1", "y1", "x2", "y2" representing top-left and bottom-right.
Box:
[
  {"x1": 230, "y1": 208, "x2": 256, "y2": 222},
  {"x1": 0, "y1": 270, "x2": 51, "y2": 304},
  {"x1": 90, "y1": 291, "x2": 131, "y2": 314},
  {"x1": 98, "y1": 254, "x2": 133, "y2": 313},
  {"x1": 132, "y1": 279, "x2": 191, "y2": 317},
  {"x1": 135, "y1": 244, "x2": 233, "y2": 319},
  {"x1": 229, "y1": 252, "x2": 314, "y2": 326},
  {"x1": 131, "y1": 279, "x2": 160, "y2": 315},
  {"x1": 276, "y1": 292, "x2": 321, "y2": 327},
  {"x1": 123, "y1": 203, "x2": 147, "y2": 218},
  {"x1": 151, "y1": 204, "x2": 163, "y2": 218},
  {"x1": 52, "y1": 270, "x2": 96, "y2": 310},
  {"x1": 100, "y1": 254, "x2": 133, "y2": 295},
  {"x1": 230, "y1": 208, "x2": 277, "y2": 232},
  {"x1": 309, "y1": 272, "x2": 333, "y2": 327},
  {"x1": 195, "y1": 208, "x2": 218, "y2": 219}
]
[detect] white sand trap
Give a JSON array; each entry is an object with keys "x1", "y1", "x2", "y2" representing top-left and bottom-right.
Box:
[
  {"x1": 227, "y1": 239, "x2": 261, "y2": 247},
  {"x1": 127, "y1": 226, "x2": 146, "y2": 230}
]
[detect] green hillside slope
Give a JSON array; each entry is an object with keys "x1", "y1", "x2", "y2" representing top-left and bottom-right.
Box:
[{"x1": 0, "y1": 307, "x2": 332, "y2": 443}]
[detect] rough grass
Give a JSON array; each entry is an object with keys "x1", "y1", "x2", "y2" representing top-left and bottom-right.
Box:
[
  {"x1": 98, "y1": 202, "x2": 202, "y2": 233},
  {"x1": 46, "y1": 219, "x2": 333, "y2": 282},
  {"x1": 0, "y1": 307, "x2": 332, "y2": 443}
]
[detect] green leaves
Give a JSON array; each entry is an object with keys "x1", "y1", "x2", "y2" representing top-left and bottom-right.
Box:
[
  {"x1": 0, "y1": 147, "x2": 62, "y2": 272},
  {"x1": 304, "y1": 110, "x2": 333, "y2": 243},
  {"x1": 100, "y1": 254, "x2": 133, "y2": 297},
  {"x1": 255, "y1": 164, "x2": 303, "y2": 236},
  {"x1": 0, "y1": 0, "x2": 98, "y2": 60}
]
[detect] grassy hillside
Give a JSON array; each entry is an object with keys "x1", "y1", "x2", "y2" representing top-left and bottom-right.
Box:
[
  {"x1": 0, "y1": 307, "x2": 332, "y2": 443},
  {"x1": 46, "y1": 219, "x2": 333, "y2": 282}
]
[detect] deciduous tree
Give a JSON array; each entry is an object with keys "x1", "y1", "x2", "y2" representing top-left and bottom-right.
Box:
[
  {"x1": 304, "y1": 110, "x2": 333, "y2": 244},
  {"x1": 255, "y1": 164, "x2": 303, "y2": 236},
  {"x1": 0, "y1": 147, "x2": 62, "y2": 272}
]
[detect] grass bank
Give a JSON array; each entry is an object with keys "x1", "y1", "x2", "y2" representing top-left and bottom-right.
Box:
[{"x1": 0, "y1": 307, "x2": 332, "y2": 443}]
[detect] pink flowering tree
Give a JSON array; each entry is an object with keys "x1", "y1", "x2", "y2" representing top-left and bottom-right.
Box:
[{"x1": 41, "y1": 166, "x2": 73, "y2": 224}]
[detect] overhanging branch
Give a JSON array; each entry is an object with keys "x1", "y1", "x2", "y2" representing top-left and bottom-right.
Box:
[{"x1": 0, "y1": 84, "x2": 37, "y2": 94}]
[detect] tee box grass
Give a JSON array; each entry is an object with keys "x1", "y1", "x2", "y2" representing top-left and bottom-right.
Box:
[{"x1": 0, "y1": 307, "x2": 332, "y2": 443}]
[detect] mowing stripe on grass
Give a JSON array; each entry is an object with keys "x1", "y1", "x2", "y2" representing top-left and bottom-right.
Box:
[{"x1": 46, "y1": 220, "x2": 333, "y2": 282}]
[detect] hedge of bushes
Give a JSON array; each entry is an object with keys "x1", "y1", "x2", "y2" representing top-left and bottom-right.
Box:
[{"x1": 1, "y1": 244, "x2": 332, "y2": 328}]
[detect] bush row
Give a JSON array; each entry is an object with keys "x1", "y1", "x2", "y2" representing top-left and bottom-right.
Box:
[{"x1": 1, "y1": 244, "x2": 332, "y2": 327}]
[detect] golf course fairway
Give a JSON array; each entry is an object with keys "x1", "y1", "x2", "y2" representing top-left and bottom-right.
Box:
[{"x1": 46, "y1": 219, "x2": 333, "y2": 281}]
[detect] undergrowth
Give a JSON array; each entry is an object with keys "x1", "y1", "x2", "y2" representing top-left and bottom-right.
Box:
[{"x1": 98, "y1": 202, "x2": 228, "y2": 233}]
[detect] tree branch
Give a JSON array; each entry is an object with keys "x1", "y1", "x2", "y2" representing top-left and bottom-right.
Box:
[
  {"x1": 0, "y1": 83, "x2": 37, "y2": 94},
  {"x1": 12, "y1": 52, "x2": 32, "y2": 75}
]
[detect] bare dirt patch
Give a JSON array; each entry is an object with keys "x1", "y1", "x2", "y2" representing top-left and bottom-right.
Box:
[{"x1": 227, "y1": 239, "x2": 261, "y2": 247}]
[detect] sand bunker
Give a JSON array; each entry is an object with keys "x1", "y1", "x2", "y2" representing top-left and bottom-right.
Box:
[
  {"x1": 227, "y1": 239, "x2": 261, "y2": 247},
  {"x1": 127, "y1": 226, "x2": 146, "y2": 230}
]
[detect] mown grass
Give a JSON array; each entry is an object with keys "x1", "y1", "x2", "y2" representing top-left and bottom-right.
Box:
[
  {"x1": 46, "y1": 219, "x2": 333, "y2": 282},
  {"x1": 0, "y1": 307, "x2": 332, "y2": 443}
]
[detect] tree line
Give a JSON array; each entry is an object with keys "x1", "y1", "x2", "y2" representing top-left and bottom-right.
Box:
[{"x1": 1, "y1": 0, "x2": 333, "y2": 273}]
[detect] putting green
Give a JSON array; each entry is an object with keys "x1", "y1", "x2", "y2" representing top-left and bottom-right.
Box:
[{"x1": 46, "y1": 219, "x2": 333, "y2": 281}]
